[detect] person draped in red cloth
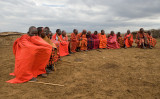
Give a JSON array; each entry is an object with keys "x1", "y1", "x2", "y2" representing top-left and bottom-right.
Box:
[
  {"x1": 6, "y1": 26, "x2": 52, "y2": 83},
  {"x1": 92, "y1": 31, "x2": 100, "y2": 49},
  {"x1": 37, "y1": 27, "x2": 57, "y2": 72},
  {"x1": 146, "y1": 31, "x2": 157, "y2": 48},
  {"x1": 79, "y1": 30, "x2": 88, "y2": 51},
  {"x1": 107, "y1": 31, "x2": 120, "y2": 49},
  {"x1": 70, "y1": 29, "x2": 79, "y2": 53},
  {"x1": 116, "y1": 32, "x2": 124, "y2": 48},
  {"x1": 135, "y1": 28, "x2": 148, "y2": 49},
  {"x1": 61, "y1": 30, "x2": 70, "y2": 56},
  {"x1": 99, "y1": 30, "x2": 107, "y2": 49},
  {"x1": 124, "y1": 30, "x2": 133, "y2": 48},
  {"x1": 52, "y1": 29, "x2": 69, "y2": 56},
  {"x1": 45, "y1": 27, "x2": 59, "y2": 63},
  {"x1": 86, "y1": 31, "x2": 94, "y2": 50}
]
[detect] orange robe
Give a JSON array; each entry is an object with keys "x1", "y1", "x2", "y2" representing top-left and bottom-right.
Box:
[
  {"x1": 99, "y1": 33, "x2": 107, "y2": 48},
  {"x1": 79, "y1": 33, "x2": 87, "y2": 51},
  {"x1": 124, "y1": 33, "x2": 133, "y2": 48},
  {"x1": 146, "y1": 34, "x2": 157, "y2": 47},
  {"x1": 60, "y1": 35, "x2": 69, "y2": 56},
  {"x1": 70, "y1": 33, "x2": 78, "y2": 52}
]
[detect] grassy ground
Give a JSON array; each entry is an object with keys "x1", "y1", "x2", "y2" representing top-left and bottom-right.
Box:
[{"x1": 0, "y1": 35, "x2": 160, "y2": 99}]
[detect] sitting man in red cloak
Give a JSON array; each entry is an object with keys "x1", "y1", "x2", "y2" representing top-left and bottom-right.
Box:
[
  {"x1": 135, "y1": 28, "x2": 148, "y2": 49},
  {"x1": 52, "y1": 29, "x2": 69, "y2": 56},
  {"x1": 6, "y1": 26, "x2": 52, "y2": 83},
  {"x1": 146, "y1": 31, "x2": 157, "y2": 48},
  {"x1": 79, "y1": 30, "x2": 88, "y2": 51},
  {"x1": 37, "y1": 27, "x2": 57, "y2": 72},
  {"x1": 107, "y1": 31, "x2": 120, "y2": 49},
  {"x1": 124, "y1": 30, "x2": 133, "y2": 48},
  {"x1": 70, "y1": 29, "x2": 79, "y2": 53}
]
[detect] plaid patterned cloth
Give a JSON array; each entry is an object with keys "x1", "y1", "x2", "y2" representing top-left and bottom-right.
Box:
[
  {"x1": 147, "y1": 34, "x2": 157, "y2": 47},
  {"x1": 87, "y1": 36, "x2": 94, "y2": 50},
  {"x1": 48, "y1": 49, "x2": 55, "y2": 66},
  {"x1": 117, "y1": 36, "x2": 124, "y2": 47},
  {"x1": 135, "y1": 32, "x2": 147, "y2": 47}
]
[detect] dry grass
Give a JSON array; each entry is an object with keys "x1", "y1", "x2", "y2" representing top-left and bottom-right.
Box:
[{"x1": 0, "y1": 33, "x2": 160, "y2": 99}]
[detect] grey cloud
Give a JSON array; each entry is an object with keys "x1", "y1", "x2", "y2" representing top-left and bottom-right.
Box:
[{"x1": 0, "y1": 0, "x2": 160, "y2": 33}]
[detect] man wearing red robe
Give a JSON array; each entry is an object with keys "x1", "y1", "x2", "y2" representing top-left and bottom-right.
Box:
[
  {"x1": 92, "y1": 31, "x2": 100, "y2": 49},
  {"x1": 6, "y1": 26, "x2": 52, "y2": 83},
  {"x1": 135, "y1": 28, "x2": 147, "y2": 49},
  {"x1": 52, "y1": 29, "x2": 69, "y2": 56},
  {"x1": 146, "y1": 31, "x2": 157, "y2": 48},
  {"x1": 70, "y1": 29, "x2": 78, "y2": 53},
  {"x1": 107, "y1": 31, "x2": 120, "y2": 49},
  {"x1": 116, "y1": 32, "x2": 124, "y2": 48},
  {"x1": 37, "y1": 27, "x2": 57, "y2": 72},
  {"x1": 99, "y1": 30, "x2": 107, "y2": 49},
  {"x1": 124, "y1": 30, "x2": 133, "y2": 48},
  {"x1": 61, "y1": 30, "x2": 70, "y2": 56},
  {"x1": 79, "y1": 30, "x2": 88, "y2": 51},
  {"x1": 86, "y1": 31, "x2": 94, "y2": 50}
]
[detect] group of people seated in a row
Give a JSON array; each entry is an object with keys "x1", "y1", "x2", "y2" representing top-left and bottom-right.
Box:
[{"x1": 6, "y1": 27, "x2": 157, "y2": 83}]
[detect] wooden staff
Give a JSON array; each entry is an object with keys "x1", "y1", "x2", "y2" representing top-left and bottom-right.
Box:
[
  {"x1": 28, "y1": 81, "x2": 64, "y2": 87},
  {"x1": 58, "y1": 36, "x2": 62, "y2": 42}
]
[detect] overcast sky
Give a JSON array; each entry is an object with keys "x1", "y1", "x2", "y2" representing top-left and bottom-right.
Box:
[{"x1": 0, "y1": 0, "x2": 160, "y2": 33}]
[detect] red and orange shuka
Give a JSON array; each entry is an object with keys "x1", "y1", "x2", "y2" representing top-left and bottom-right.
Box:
[
  {"x1": 78, "y1": 33, "x2": 87, "y2": 51},
  {"x1": 107, "y1": 34, "x2": 120, "y2": 49},
  {"x1": 92, "y1": 34, "x2": 100, "y2": 49},
  {"x1": 52, "y1": 34, "x2": 69, "y2": 56},
  {"x1": 117, "y1": 36, "x2": 124, "y2": 48},
  {"x1": 70, "y1": 33, "x2": 78, "y2": 52},
  {"x1": 135, "y1": 32, "x2": 146, "y2": 47},
  {"x1": 124, "y1": 33, "x2": 133, "y2": 48},
  {"x1": 99, "y1": 33, "x2": 107, "y2": 49},
  {"x1": 146, "y1": 34, "x2": 156, "y2": 47},
  {"x1": 7, "y1": 34, "x2": 52, "y2": 83}
]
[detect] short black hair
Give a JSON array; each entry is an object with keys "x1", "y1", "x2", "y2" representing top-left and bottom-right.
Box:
[
  {"x1": 101, "y1": 30, "x2": 104, "y2": 32},
  {"x1": 94, "y1": 31, "x2": 98, "y2": 34},
  {"x1": 56, "y1": 29, "x2": 61, "y2": 33},
  {"x1": 37, "y1": 27, "x2": 43, "y2": 36},
  {"x1": 45, "y1": 27, "x2": 50, "y2": 31},
  {"x1": 73, "y1": 29, "x2": 76, "y2": 32},
  {"x1": 28, "y1": 26, "x2": 36, "y2": 33}
]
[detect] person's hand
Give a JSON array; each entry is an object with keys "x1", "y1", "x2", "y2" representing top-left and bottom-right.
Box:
[{"x1": 128, "y1": 36, "x2": 131, "y2": 40}]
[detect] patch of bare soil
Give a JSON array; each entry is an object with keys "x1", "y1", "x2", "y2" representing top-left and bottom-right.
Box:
[{"x1": 0, "y1": 35, "x2": 160, "y2": 99}]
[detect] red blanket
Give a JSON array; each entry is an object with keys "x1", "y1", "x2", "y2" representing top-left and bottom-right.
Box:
[
  {"x1": 107, "y1": 34, "x2": 120, "y2": 49},
  {"x1": 124, "y1": 33, "x2": 133, "y2": 48},
  {"x1": 6, "y1": 34, "x2": 52, "y2": 83},
  {"x1": 52, "y1": 34, "x2": 69, "y2": 56}
]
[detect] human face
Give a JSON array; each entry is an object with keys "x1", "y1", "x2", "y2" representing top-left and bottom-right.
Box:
[
  {"x1": 62, "y1": 31, "x2": 66, "y2": 37},
  {"x1": 28, "y1": 27, "x2": 38, "y2": 36},
  {"x1": 101, "y1": 30, "x2": 105, "y2": 35},
  {"x1": 40, "y1": 28, "x2": 46, "y2": 38},
  {"x1": 111, "y1": 31, "x2": 114, "y2": 36},
  {"x1": 57, "y1": 30, "x2": 62, "y2": 36},
  {"x1": 140, "y1": 28, "x2": 144, "y2": 33},
  {"x1": 127, "y1": 30, "x2": 130, "y2": 34}
]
